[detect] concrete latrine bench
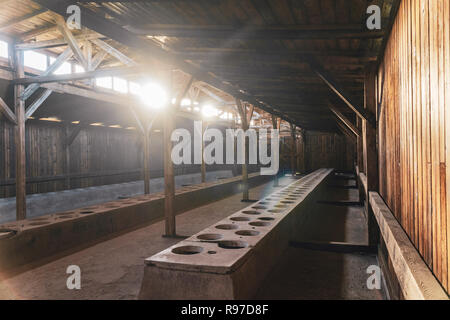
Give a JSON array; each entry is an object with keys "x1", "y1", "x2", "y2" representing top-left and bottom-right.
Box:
[
  {"x1": 0, "y1": 173, "x2": 271, "y2": 275},
  {"x1": 139, "y1": 168, "x2": 333, "y2": 300}
]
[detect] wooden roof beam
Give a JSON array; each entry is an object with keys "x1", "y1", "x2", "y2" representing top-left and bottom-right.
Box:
[
  {"x1": 55, "y1": 15, "x2": 88, "y2": 69},
  {"x1": 336, "y1": 120, "x2": 356, "y2": 142},
  {"x1": 0, "y1": 96, "x2": 17, "y2": 124},
  {"x1": 307, "y1": 56, "x2": 376, "y2": 127},
  {"x1": 34, "y1": 0, "x2": 297, "y2": 126},
  {"x1": 16, "y1": 33, "x2": 102, "y2": 50},
  {"x1": 15, "y1": 65, "x2": 143, "y2": 85},
  {"x1": 124, "y1": 24, "x2": 384, "y2": 40},
  {"x1": 328, "y1": 103, "x2": 360, "y2": 137},
  {"x1": 25, "y1": 89, "x2": 53, "y2": 120},
  {"x1": 21, "y1": 46, "x2": 73, "y2": 100},
  {"x1": 91, "y1": 39, "x2": 136, "y2": 66},
  {"x1": 0, "y1": 8, "x2": 48, "y2": 30},
  {"x1": 20, "y1": 25, "x2": 58, "y2": 41}
]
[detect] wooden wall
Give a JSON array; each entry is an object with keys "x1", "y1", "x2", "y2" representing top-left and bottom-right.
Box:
[
  {"x1": 305, "y1": 131, "x2": 355, "y2": 173},
  {"x1": 378, "y1": 0, "x2": 449, "y2": 292},
  {"x1": 0, "y1": 117, "x2": 252, "y2": 198},
  {"x1": 279, "y1": 131, "x2": 355, "y2": 174},
  {"x1": 0, "y1": 119, "x2": 143, "y2": 197}
]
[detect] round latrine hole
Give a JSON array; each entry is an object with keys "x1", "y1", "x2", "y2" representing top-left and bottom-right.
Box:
[
  {"x1": 80, "y1": 211, "x2": 94, "y2": 215},
  {"x1": 285, "y1": 197, "x2": 297, "y2": 201},
  {"x1": 58, "y1": 215, "x2": 75, "y2": 219},
  {"x1": 274, "y1": 204, "x2": 288, "y2": 209},
  {"x1": 215, "y1": 224, "x2": 238, "y2": 230},
  {"x1": 208, "y1": 251, "x2": 217, "y2": 255},
  {"x1": 258, "y1": 201, "x2": 270, "y2": 205},
  {"x1": 281, "y1": 201, "x2": 295, "y2": 204},
  {"x1": 105, "y1": 205, "x2": 120, "y2": 208},
  {"x1": 29, "y1": 221, "x2": 50, "y2": 226},
  {"x1": 56, "y1": 212, "x2": 73, "y2": 216},
  {"x1": 258, "y1": 217, "x2": 275, "y2": 221},
  {"x1": 249, "y1": 221, "x2": 271, "y2": 227},
  {"x1": 172, "y1": 245, "x2": 204, "y2": 255},
  {"x1": 252, "y1": 205, "x2": 267, "y2": 210},
  {"x1": 31, "y1": 217, "x2": 49, "y2": 221},
  {"x1": 235, "y1": 230, "x2": 260, "y2": 236},
  {"x1": 197, "y1": 233, "x2": 223, "y2": 241},
  {"x1": 218, "y1": 240, "x2": 248, "y2": 249},
  {"x1": 268, "y1": 209, "x2": 284, "y2": 213},
  {"x1": 242, "y1": 210, "x2": 261, "y2": 215},
  {"x1": 230, "y1": 216, "x2": 251, "y2": 222}
]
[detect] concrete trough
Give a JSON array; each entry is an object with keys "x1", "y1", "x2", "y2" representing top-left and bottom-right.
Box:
[
  {"x1": 139, "y1": 168, "x2": 333, "y2": 300},
  {"x1": 0, "y1": 173, "x2": 271, "y2": 275}
]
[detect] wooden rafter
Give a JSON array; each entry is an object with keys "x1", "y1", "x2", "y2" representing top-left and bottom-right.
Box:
[
  {"x1": 0, "y1": 96, "x2": 17, "y2": 124},
  {"x1": 20, "y1": 25, "x2": 58, "y2": 41},
  {"x1": 34, "y1": 0, "x2": 297, "y2": 127},
  {"x1": 55, "y1": 15, "x2": 88, "y2": 69},
  {"x1": 0, "y1": 8, "x2": 48, "y2": 30},
  {"x1": 91, "y1": 39, "x2": 136, "y2": 66},
  {"x1": 25, "y1": 89, "x2": 53, "y2": 120},
  {"x1": 328, "y1": 104, "x2": 360, "y2": 137},
  {"x1": 21, "y1": 46, "x2": 74, "y2": 100},
  {"x1": 16, "y1": 33, "x2": 101, "y2": 50},
  {"x1": 15, "y1": 65, "x2": 142, "y2": 85},
  {"x1": 124, "y1": 24, "x2": 384, "y2": 40},
  {"x1": 307, "y1": 56, "x2": 376, "y2": 127}
]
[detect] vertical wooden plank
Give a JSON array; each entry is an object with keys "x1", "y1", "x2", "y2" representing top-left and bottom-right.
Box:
[
  {"x1": 443, "y1": 0, "x2": 450, "y2": 292},
  {"x1": 429, "y1": 0, "x2": 442, "y2": 283},
  {"x1": 413, "y1": 0, "x2": 423, "y2": 254},
  {"x1": 364, "y1": 62, "x2": 379, "y2": 246},
  {"x1": 14, "y1": 48, "x2": 26, "y2": 221},
  {"x1": 420, "y1": 0, "x2": 433, "y2": 266}
]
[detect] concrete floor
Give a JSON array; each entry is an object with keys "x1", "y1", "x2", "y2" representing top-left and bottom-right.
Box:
[{"x1": 0, "y1": 174, "x2": 385, "y2": 300}]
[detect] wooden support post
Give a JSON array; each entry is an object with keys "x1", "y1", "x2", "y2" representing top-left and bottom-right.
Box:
[
  {"x1": 236, "y1": 99, "x2": 253, "y2": 201},
  {"x1": 14, "y1": 49, "x2": 26, "y2": 220},
  {"x1": 363, "y1": 63, "x2": 379, "y2": 246},
  {"x1": 271, "y1": 115, "x2": 280, "y2": 187},
  {"x1": 65, "y1": 126, "x2": 71, "y2": 190},
  {"x1": 163, "y1": 106, "x2": 176, "y2": 236},
  {"x1": 162, "y1": 75, "x2": 194, "y2": 237},
  {"x1": 355, "y1": 117, "x2": 363, "y2": 175},
  {"x1": 298, "y1": 128, "x2": 306, "y2": 173},
  {"x1": 143, "y1": 132, "x2": 150, "y2": 194},
  {"x1": 289, "y1": 123, "x2": 297, "y2": 175},
  {"x1": 163, "y1": 71, "x2": 176, "y2": 237},
  {"x1": 201, "y1": 121, "x2": 206, "y2": 183}
]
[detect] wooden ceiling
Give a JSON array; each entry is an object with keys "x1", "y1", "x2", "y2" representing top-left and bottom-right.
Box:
[{"x1": 0, "y1": 0, "x2": 400, "y2": 132}]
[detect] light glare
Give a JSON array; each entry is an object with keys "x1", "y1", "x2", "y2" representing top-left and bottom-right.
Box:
[
  {"x1": 202, "y1": 104, "x2": 218, "y2": 118},
  {"x1": 140, "y1": 82, "x2": 168, "y2": 109}
]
